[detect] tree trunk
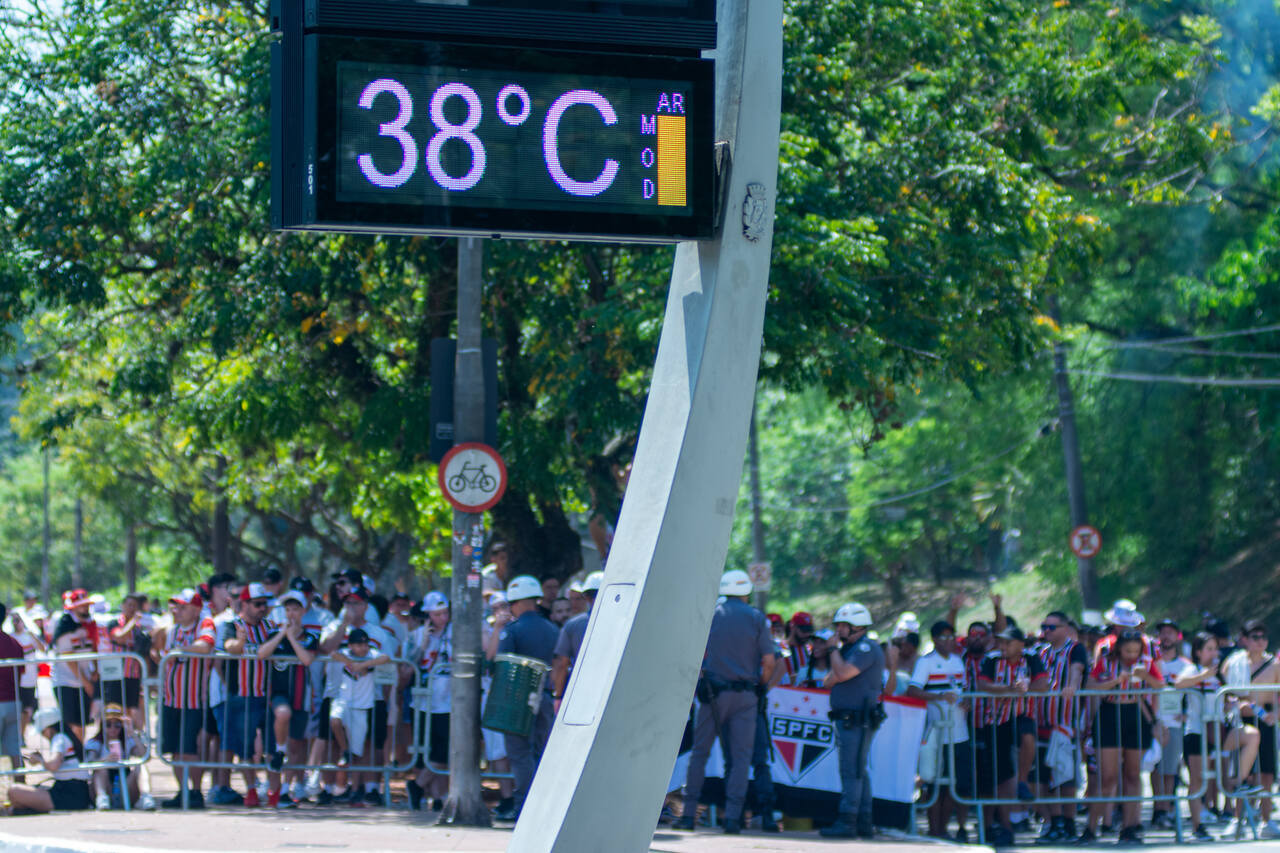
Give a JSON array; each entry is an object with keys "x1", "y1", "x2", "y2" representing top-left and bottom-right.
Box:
[{"x1": 125, "y1": 523, "x2": 138, "y2": 592}]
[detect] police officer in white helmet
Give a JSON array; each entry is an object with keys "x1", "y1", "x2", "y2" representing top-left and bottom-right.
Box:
[
  {"x1": 673, "y1": 569, "x2": 775, "y2": 835},
  {"x1": 819, "y1": 602, "x2": 886, "y2": 839}
]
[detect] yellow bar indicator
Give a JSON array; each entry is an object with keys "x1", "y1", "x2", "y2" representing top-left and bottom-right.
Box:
[{"x1": 656, "y1": 115, "x2": 686, "y2": 206}]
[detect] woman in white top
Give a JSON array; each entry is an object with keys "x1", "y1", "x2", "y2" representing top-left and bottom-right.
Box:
[{"x1": 9, "y1": 707, "x2": 92, "y2": 813}]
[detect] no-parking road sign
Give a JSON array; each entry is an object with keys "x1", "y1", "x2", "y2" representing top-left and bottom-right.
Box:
[
  {"x1": 1069, "y1": 525, "x2": 1102, "y2": 559},
  {"x1": 438, "y1": 442, "x2": 507, "y2": 513}
]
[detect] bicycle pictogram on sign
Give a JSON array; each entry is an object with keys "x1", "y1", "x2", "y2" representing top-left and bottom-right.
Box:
[{"x1": 439, "y1": 443, "x2": 507, "y2": 513}]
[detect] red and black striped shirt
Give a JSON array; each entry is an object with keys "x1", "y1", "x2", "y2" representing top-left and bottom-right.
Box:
[
  {"x1": 222, "y1": 619, "x2": 276, "y2": 698},
  {"x1": 977, "y1": 651, "x2": 1048, "y2": 726},
  {"x1": 162, "y1": 618, "x2": 216, "y2": 709},
  {"x1": 1038, "y1": 639, "x2": 1089, "y2": 735}
]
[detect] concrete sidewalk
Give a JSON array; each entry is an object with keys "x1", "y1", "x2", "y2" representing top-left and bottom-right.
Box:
[{"x1": 3, "y1": 811, "x2": 1280, "y2": 853}]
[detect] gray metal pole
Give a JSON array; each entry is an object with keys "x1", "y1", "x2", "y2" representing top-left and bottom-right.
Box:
[
  {"x1": 1048, "y1": 295, "x2": 1100, "y2": 615},
  {"x1": 512, "y1": 0, "x2": 783, "y2": 846},
  {"x1": 41, "y1": 447, "x2": 50, "y2": 607},
  {"x1": 441, "y1": 235, "x2": 490, "y2": 826},
  {"x1": 72, "y1": 497, "x2": 83, "y2": 588},
  {"x1": 748, "y1": 398, "x2": 768, "y2": 611}
]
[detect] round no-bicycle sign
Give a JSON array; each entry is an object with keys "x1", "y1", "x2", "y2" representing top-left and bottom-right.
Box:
[
  {"x1": 1069, "y1": 525, "x2": 1102, "y2": 559},
  {"x1": 438, "y1": 442, "x2": 507, "y2": 513}
]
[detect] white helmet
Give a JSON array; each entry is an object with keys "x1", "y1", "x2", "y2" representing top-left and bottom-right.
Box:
[
  {"x1": 719, "y1": 569, "x2": 753, "y2": 597},
  {"x1": 506, "y1": 575, "x2": 543, "y2": 603},
  {"x1": 834, "y1": 602, "x2": 873, "y2": 628},
  {"x1": 582, "y1": 571, "x2": 605, "y2": 593}
]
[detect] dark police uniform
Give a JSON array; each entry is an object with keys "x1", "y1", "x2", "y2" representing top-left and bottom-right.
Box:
[
  {"x1": 497, "y1": 608, "x2": 560, "y2": 816},
  {"x1": 826, "y1": 633, "x2": 886, "y2": 835},
  {"x1": 682, "y1": 597, "x2": 774, "y2": 826}
]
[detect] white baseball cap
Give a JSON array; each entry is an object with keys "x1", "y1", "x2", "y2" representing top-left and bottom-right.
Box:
[
  {"x1": 582, "y1": 571, "x2": 605, "y2": 593},
  {"x1": 423, "y1": 591, "x2": 450, "y2": 612},
  {"x1": 506, "y1": 575, "x2": 542, "y2": 602},
  {"x1": 276, "y1": 591, "x2": 307, "y2": 608}
]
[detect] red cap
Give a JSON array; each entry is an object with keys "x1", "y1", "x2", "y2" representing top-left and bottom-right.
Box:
[
  {"x1": 62, "y1": 589, "x2": 91, "y2": 610},
  {"x1": 790, "y1": 611, "x2": 814, "y2": 629},
  {"x1": 169, "y1": 587, "x2": 204, "y2": 608},
  {"x1": 767, "y1": 613, "x2": 783, "y2": 625}
]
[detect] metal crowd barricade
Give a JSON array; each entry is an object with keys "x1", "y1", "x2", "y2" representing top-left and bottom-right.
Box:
[
  {"x1": 406, "y1": 684, "x2": 516, "y2": 783},
  {"x1": 5, "y1": 651, "x2": 154, "y2": 811},
  {"x1": 1212, "y1": 682, "x2": 1280, "y2": 841},
  {"x1": 948, "y1": 685, "x2": 1206, "y2": 845},
  {"x1": 156, "y1": 649, "x2": 419, "y2": 809}
]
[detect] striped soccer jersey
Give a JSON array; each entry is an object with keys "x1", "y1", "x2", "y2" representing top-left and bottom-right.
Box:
[
  {"x1": 977, "y1": 650, "x2": 1047, "y2": 726},
  {"x1": 1038, "y1": 638, "x2": 1089, "y2": 736},
  {"x1": 909, "y1": 649, "x2": 969, "y2": 743},
  {"x1": 163, "y1": 617, "x2": 216, "y2": 708},
  {"x1": 222, "y1": 618, "x2": 277, "y2": 697}
]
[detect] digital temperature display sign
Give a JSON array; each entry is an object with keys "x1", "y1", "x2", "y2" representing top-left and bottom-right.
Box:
[{"x1": 278, "y1": 37, "x2": 714, "y2": 242}]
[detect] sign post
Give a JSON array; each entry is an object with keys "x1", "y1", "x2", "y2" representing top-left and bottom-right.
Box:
[{"x1": 1069, "y1": 524, "x2": 1102, "y2": 560}]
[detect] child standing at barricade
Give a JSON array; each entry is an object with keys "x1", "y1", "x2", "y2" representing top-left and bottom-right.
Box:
[
  {"x1": 329, "y1": 628, "x2": 388, "y2": 805},
  {"x1": 257, "y1": 590, "x2": 319, "y2": 809}
]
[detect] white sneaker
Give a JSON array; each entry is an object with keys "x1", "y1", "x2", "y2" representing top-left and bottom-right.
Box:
[
  {"x1": 290, "y1": 782, "x2": 307, "y2": 803},
  {"x1": 96, "y1": 792, "x2": 111, "y2": 810},
  {"x1": 1260, "y1": 820, "x2": 1280, "y2": 839},
  {"x1": 137, "y1": 792, "x2": 156, "y2": 811},
  {"x1": 1220, "y1": 817, "x2": 1241, "y2": 840}
]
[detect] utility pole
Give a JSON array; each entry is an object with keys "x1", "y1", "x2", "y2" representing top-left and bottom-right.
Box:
[
  {"x1": 41, "y1": 447, "x2": 50, "y2": 607},
  {"x1": 442, "y1": 235, "x2": 490, "y2": 826},
  {"x1": 748, "y1": 399, "x2": 768, "y2": 610},
  {"x1": 72, "y1": 498, "x2": 83, "y2": 588},
  {"x1": 1048, "y1": 295, "x2": 1100, "y2": 617}
]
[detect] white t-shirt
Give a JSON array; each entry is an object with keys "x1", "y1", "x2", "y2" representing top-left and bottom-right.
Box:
[
  {"x1": 11, "y1": 627, "x2": 38, "y2": 687},
  {"x1": 336, "y1": 650, "x2": 379, "y2": 710},
  {"x1": 49, "y1": 732, "x2": 90, "y2": 781},
  {"x1": 1157, "y1": 653, "x2": 1192, "y2": 725},
  {"x1": 412, "y1": 623, "x2": 453, "y2": 714},
  {"x1": 52, "y1": 618, "x2": 96, "y2": 687},
  {"x1": 909, "y1": 650, "x2": 969, "y2": 743},
  {"x1": 320, "y1": 619, "x2": 391, "y2": 700}
]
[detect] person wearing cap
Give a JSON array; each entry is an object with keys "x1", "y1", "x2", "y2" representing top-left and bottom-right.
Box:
[
  {"x1": 52, "y1": 589, "x2": 99, "y2": 742},
  {"x1": 972, "y1": 625, "x2": 1047, "y2": 844},
  {"x1": 1095, "y1": 598, "x2": 1152, "y2": 657},
  {"x1": 1219, "y1": 617, "x2": 1280, "y2": 838},
  {"x1": 220, "y1": 582, "x2": 280, "y2": 807},
  {"x1": 327, "y1": 626, "x2": 389, "y2": 806},
  {"x1": 1031, "y1": 610, "x2": 1088, "y2": 842},
  {"x1": 406, "y1": 590, "x2": 452, "y2": 812},
  {"x1": 1149, "y1": 618, "x2": 1191, "y2": 831},
  {"x1": 674, "y1": 570, "x2": 774, "y2": 835},
  {"x1": 815, "y1": 601, "x2": 884, "y2": 839},
  {"x1": 780, "y1": 612, "x2": 815, "y2": 687},
  {"x1": 156, "y1": 588, "x2": 216, "y2": 808},
  {"x1": 566, "y1": 582, "x2": 587, "y2": 617},
  {"x1": 496, "y1": 574, "x2": 559, "y2": 821},
  {"x1": 104, "y1": 592, "x2": 151, "y2": 732},
  {"x1": 256, "y1": 590, "x2": 319, "y2": 808},
  {"x1": 319, "y1": 584, "x2": 392, "y2": 805},
  {"x1": 9, "y1": 706, "x2": 92, "y2": 813},
  {"x1": 550, "y1": 571, "x2": 603, "y2": 709},
  {"x1": 85, "y1": 702, "x2": 152, "y2": 810},
  {"x1": 907, "y1": 620, "x2": 972, "y2": 841}
]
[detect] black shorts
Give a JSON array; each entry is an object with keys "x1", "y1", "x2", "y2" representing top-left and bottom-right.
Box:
[
  {"x1": 317, "y1": 697, "x2": 333, "y2": 741},
  {"x1": 417, "y1": 711, "x2": 450, "y2": 765},
  {"x1": 18, "y1": 686, "x2": 36, "y2": 712},
  {"x1": 1016, "y1": 716, "x2": 1037, "y2": 739},
  {"x1": 1096, "y1": 701, "x2": 1152, "y2": 751},
  {"x1": 56, "y1": 685, "x2": 90, "y2": 728},
  {"x1": 1184, "y1": 733, "x2": 1204, "y2": 758},
  {"x1": 270, "y1": 696, "x2": 309, "y2": 741},
  {"x1": 203, "y1": 702, "x2": 221, "y2": 737},
  {"x1": 925, "y1": 738, "x2": 973, "y2": 797},
  {"x1": 161, "y1": 705, "x2": 203, "y2": 756},
  {"x1": 371, "y1": 699, "x2": 388, "y2": 751},
  {"x1": 49, "y1": 779, "x2": 92, "y2": 811},
  {"x1": 1260, "y1": 720, "x2": 1276, "y2": 776},
  {"x1": 975, "y1": 720, "x2": 1017, "y2": 794},
  {"x1": 102, "y1": 676, "x2": 142, "y2": 709}
]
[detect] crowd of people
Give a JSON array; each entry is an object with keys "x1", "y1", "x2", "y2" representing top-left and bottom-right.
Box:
[
  {"x1": 680, "y1": 578, "x2": 1280, "y2": 846},
  {"x1": 2, "y1": 555, "x2": 1279, "y2": 847},
  {"x1": 0, "y1": 542, "x2": 604, "y2": 821}
]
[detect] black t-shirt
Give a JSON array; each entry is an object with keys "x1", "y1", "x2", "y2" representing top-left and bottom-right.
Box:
[{"x1": 269, "y1": 628, "x2": 319, "y2": 707}]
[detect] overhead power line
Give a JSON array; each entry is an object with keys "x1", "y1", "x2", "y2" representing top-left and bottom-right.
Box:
[
  {"x1": 1099, "y1": 323, "x2": 1280, "y2": 349},
  {"x1": 1069, "y1": 369, "x2": 1280, "y2": 387}
]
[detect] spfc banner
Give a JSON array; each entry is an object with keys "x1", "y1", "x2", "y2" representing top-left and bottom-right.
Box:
[{"x1": 670, "y1": 686, "x2": 926, "y2": 826}]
